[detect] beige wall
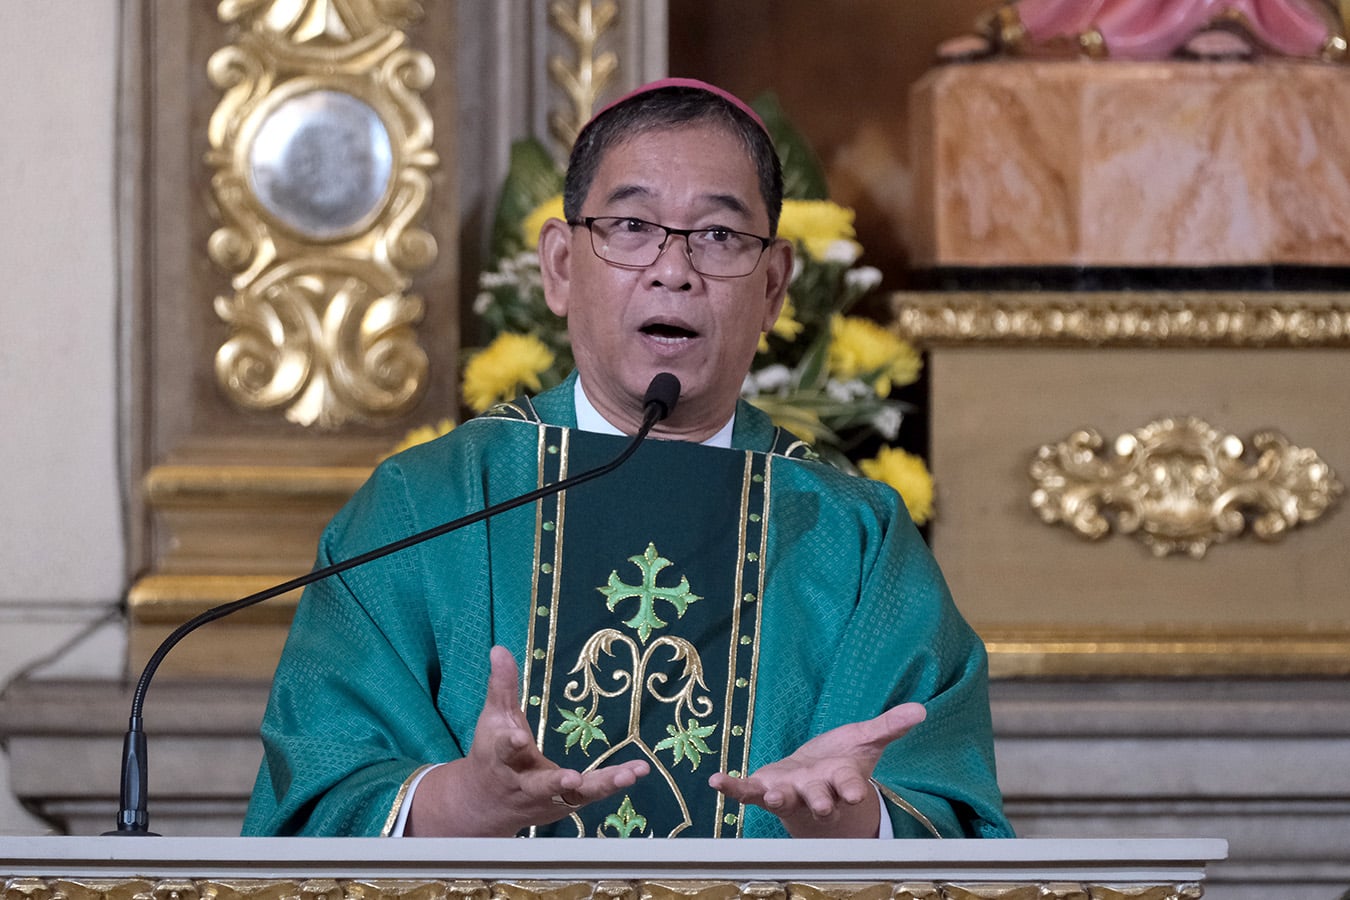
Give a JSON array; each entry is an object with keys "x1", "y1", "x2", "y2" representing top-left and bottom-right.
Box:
[{"x1": 0, "y1": 1, "x2": 125, "y2": 832}]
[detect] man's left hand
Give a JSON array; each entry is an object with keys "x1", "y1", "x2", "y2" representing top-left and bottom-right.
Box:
[{"x1": 707, "y1": 702, "x2": 926, "y2": 838}]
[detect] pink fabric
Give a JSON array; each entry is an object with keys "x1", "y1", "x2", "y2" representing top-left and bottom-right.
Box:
[
  {"x1": 585, "y1": 77, "x2": 768, "y2": 134},
  {"x1": 1014, "y1": 0, "x2": 1339, "y2": 58}
]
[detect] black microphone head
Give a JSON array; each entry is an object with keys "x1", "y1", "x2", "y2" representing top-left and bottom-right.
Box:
[{"x1": 642, "y1": 372, "x2": 681, "y2": 421}]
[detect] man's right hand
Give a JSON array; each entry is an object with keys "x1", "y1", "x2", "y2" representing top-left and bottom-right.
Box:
[{"x1": 406, "y1": 645, "x2": 650, "y2": 836}]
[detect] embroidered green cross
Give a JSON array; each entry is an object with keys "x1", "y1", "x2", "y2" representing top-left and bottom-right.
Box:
[{"x1": 598, "y1": 543, "x2": 701, "y2": 642}]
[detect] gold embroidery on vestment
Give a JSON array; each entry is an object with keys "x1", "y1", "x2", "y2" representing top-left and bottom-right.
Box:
[
  {"x1": 524, "y1": 431, "x2": 778, "y2": 837},
  {"x1": 871, "y1": 777, "x2": 943, "y2": 838},
  {"x1": 541, "y1": 427, "x2": 570, "y2": 739},
  {"x1": 380, "y1": 762, "x2": 438, "y2": 836},
  {"x1": 525, "y1": 425, "x2": 547, "y2": 724}
]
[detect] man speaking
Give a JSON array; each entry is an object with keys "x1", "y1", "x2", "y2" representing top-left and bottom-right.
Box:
[{"x1": 243, "y1": 78, "x2": 1012, "y2": 841}]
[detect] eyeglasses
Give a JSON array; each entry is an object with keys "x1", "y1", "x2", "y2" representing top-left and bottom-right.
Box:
[{"x1": 569, "y1": 216, "x2": 773, "y2": 278}]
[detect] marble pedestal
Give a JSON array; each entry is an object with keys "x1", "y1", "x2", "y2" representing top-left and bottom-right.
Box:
[{"x1": 909, "y1": 60, "x2": 1350, "y2": 268}]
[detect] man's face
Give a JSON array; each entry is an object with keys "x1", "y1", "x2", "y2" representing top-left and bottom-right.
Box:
[{"x1": 540, "y1": 122, "x2": 791, "y2": 439}]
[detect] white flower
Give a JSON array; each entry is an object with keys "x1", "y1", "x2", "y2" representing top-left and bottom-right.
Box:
[
  {"x1": 822, "y1": 239, "x2": 863, "y2": 265},
  {"x1": 844, "y1": 265, "x2": 883, "y2": 292},
  {"x1": 825, "y1": 377, "x2": 870, "y2": 402},
  {"x1": 749, "y1": 364, "x2": 793, "y2": 394},
  {"x1": 473, "y1": 291, "x2": 493, "y2": 314},
  {"x1": 870, "y1": 404, "x2": 904, "y2": 441}
]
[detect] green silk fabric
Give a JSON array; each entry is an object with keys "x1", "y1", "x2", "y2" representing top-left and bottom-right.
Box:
[{"x1": 243, "y1": 373, "x2": 1012, "y2": 839}]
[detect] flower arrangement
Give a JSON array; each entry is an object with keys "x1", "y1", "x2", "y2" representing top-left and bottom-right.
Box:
[{"x1": 436, "y1": 97, "x2": 932, "y2": 524}]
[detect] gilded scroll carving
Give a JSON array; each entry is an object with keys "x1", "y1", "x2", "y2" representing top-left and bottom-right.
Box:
[
  {"x1": 207, "y1": 0, "x2": 437, "y2": 427},
  {"x1": 1030, "y1": 417, "x2": 1344, "y2": 557},
  {"x1": 547, "y1": 0, "x2": 620, "y2": 152},
  {"x1": 0, "y1": 881, "x2": 1210, "y2": 900},
  {"x1": 892, "y1": 293, "x2": 1350, "y2": 347}
]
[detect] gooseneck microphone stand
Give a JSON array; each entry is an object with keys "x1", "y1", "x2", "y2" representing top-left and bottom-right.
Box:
[{"x1": 107, "y1": 373, "x2": 681, "y2": 834}]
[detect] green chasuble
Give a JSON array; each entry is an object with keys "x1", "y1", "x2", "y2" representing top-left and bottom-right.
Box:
[{"x1": 243, "y1": 373, "x2": 1013, "y2": 839}]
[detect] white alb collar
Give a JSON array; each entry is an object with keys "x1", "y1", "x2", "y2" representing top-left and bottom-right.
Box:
[{"x1": 574, "y1": 377, "x2": 734, "y2": 448}]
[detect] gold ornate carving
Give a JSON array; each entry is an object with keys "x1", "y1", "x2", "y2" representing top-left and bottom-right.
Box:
[
  {"x1": 983, "y1": 625, "x2": 1350, "y2": 677},
  {"x1": 207, "y1": 0, "x2": 438, "y2": 426},
  {"x1": 892, "y1": 292, "x2": 1350, "y2": 348},
  {"x1": 0, "y1": 881, "x2": 1208, "y2": 900},
  {"x1": 547, "y1": 0, "x2": 620, "y2": 152},
  {"x1": 1030, "y1": 417, "x2": 1344, "y2": 557}
]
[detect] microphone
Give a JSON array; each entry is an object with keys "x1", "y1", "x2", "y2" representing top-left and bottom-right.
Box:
[
  {"x1": 642, "y1": 371, "x2": 680, "y2": 423},
  {"x1": 107, "y1": 373, "x2": 681, "y2": 835}
]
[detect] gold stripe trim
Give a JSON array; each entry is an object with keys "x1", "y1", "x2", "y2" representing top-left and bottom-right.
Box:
[
  {"x1": 740, "y1": 453, "x2": 771, "y2": 832},
  {"x1": 891, "y1": 290, "x2": 1350, "y2": 348},
  {"x1": 526, "y1": 426, "x2": 549, "y2": 740},
  {"x1": 714, "y1": 450, "x2": 758, "y2": 834},
  {"x1": 540, "y1": 428, "x2": 571, "y2": 740},
  {"x1": 870, "y1": 778, "x2": 942, "y2": 839},
  {"x1": 380, "y1": 763, "x2": 438, "y2": 837}
]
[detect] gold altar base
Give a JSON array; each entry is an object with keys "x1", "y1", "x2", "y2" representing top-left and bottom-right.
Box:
[
  {"x1": 0, "y1": 836, "x2": 1228, "y2": 899},
  {"x1": 0, "y1": 878, "x2": 1205, "y2": 900},
  {"x1": 894, "y1": 291, "x2": 1350, "y2": 677},
  {"x1": 909, "y1": 60, "x2": 1350, "y2": 268}
]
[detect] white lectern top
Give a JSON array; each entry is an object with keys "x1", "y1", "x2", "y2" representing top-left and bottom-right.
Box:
[{"x1": 2, "y1": 836, "x2": 1227, "y2": 883}]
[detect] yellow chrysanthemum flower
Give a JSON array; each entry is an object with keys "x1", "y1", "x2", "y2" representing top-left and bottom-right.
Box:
[
  {"x1": 859, "y1": 446, "x2": 934, "y2": 525},
  {"x1": 777, "y1": 199, "x2": 862, "y2": 259},
  {"x1": 827, "y1": 315, "x2": 922, "y2": 397},
  {"x1": 381, "y1": 418, "x2": 456, "y2": 461},
  {"x1": 521, "y1": 195, "x2": 566, "y2": 248},
  {"x1": 759, "y1": 296, "x2": 805, "y2": 352},
  {"x1": 462, "y1": 332, "x2": 556, "y2": 413}
]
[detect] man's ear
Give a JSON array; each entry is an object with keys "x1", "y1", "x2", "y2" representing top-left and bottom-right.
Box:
[
  {"x1": 538, "y1": 217, "x2": 573, "y2": 318},
  {"x1": 759, "y1": 238, "x2": 794, "y2": 332}
]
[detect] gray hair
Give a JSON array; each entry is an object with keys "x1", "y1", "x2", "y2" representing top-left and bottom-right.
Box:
[{"x1": 562, "y1": 85, "x2": 784, "y2": 235}]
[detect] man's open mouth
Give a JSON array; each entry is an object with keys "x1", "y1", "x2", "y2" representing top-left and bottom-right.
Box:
[{"x1": 640, "y1": 322, "x2": 699, "y2": 340}]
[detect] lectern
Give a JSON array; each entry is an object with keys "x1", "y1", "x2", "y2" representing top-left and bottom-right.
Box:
[{"x1": 3, "y1": 837, "x2": 1226, "y2": 899}]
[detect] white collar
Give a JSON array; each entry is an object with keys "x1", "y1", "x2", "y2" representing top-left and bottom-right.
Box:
[{"x1": 574, "y1": 377, "x2": 735, "y2": 448}]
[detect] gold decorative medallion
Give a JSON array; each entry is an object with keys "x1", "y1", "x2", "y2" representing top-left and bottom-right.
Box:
[
  {"x1": 207, "y1": 0, "x2": 438, "y2": 426},
  {"x1": 1030, "y1": 417, "x2": 1344, "y2": 557}
]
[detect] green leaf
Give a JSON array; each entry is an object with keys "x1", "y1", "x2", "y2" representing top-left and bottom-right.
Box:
[
  {"x1": 751, "y1": 93, "x2": 829, "y2": 202},
  {"x1": 602, "y1": 795, "x2": 649, "y2": 837},
  {"x1": 654, "y1": 719, "x2": 718, "y2": 770},
  {"x1": 793, "y1": 333, "x2": 831, "y2": 392},
  {"x1": 555, "y1": 706, "x2": 610, "y2": 754},
  {"x1": 489, "y1": 138, "x2": 565, "y2": 259}
]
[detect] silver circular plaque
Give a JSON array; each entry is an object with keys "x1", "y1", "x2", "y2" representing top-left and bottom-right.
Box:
[{"x1": 249, "y1": 89, "x2": 395, "y2": 240}]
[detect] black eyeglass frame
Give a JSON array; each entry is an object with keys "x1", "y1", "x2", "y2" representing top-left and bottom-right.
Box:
[{"x1": 568, "y1": 216, "x2": 775, "y2": 278}]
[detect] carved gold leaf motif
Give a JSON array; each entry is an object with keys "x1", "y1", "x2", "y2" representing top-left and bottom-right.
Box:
[
  {"x1": 547, "y1": 0, "x2": 620, "y2": 152},
  {"x1": 892, "y1": 292, "x2": 1350, "y2": 347},
  {"x1": 0, "y1": 880, "x2": 1210, "y2": 900},
  {"x1": 207, "y1": 0, "x2": 437, "y2": 427},
  {"x1": 1030, "y1": 417, "x2": 1343, "y2": 557}
]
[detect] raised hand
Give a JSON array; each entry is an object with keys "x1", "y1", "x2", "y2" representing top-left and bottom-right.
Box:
[
  {"x1": 407, "y1": 645, "x2": 650, "y2": 835},
  {"x1": 708, "y1": 702, "x2": 927, "y2": 838}
]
